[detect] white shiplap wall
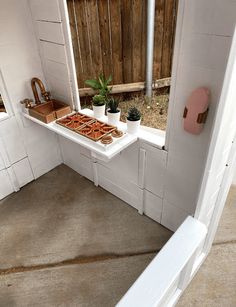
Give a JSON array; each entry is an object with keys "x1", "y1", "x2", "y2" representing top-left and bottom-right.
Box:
[
  {"x1": 0, "y1": 0, "x2": 62, "y2": 200},
  {"x1": 163, "y1": 0, "x2": 235, "y2": 229},
  {"x1": 29, "y1": 0, "x2": 79, "y2": 109}
]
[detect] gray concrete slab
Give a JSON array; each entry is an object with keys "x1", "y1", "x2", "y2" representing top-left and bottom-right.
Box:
[
  {"x1": 2, "y1": 165, "x2": 235, "y2": 307},
  {"x1": 0, "y1": 165, "x2": 172, "y2": 269},
  {"x1": 0, "y1": 253, "x2": 155, "y2": 307},
  {"x1": 178, "y1": 243, "x2": 236, "y2": 307},
  {"x1": 214, "y1": 185, "x2": 236, "y2": 244},
  {"x1": 178, "y1": 186, "x2": 236, "y2": 306}
]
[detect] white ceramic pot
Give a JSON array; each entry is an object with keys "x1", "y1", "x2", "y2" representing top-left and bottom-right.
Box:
[
  {"x1": 93, "y1": 104, "x2": 105, "y2": 118},
  {"x1": 126, "y1": 119, "x2": 141, "y2": 134},
  {"x1": 107, "y1": 109, "x2": 121, "y2": 126}
]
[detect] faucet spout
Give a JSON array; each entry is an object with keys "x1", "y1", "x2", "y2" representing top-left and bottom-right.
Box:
[{"x1": 31, "y1": 78, "x2": 51, "y2": 104}]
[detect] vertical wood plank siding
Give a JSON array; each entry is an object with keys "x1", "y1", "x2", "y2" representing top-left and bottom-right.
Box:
[{"x1": 67, "y1": 0, "x2": 178, "y2": 88}]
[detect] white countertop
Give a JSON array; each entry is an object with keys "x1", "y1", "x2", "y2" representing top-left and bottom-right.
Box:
[{"x1": 23, "y1": 108, "x2": 165, "y2": 161}]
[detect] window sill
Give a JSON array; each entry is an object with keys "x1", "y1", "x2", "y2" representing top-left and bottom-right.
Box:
[
  {"x1": 139, "y1": 125, "x2": 165, "y2": 149},
  {"x1": 81, "y1": 108, "x2": 166, "y2": 150}
]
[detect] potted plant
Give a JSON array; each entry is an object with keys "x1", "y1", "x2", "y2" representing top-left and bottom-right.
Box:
[
  {"x1": 92, "y1": 94, "x2": 106, "y2": 118},
  {"x1": 126, "y1": 107, "x2": 141, "y2": 134},
  {"x1": 107, "y1": 97, "x2": 120, "y2": 126},
  {"x1": 85, "y1": 74, "x2": 112, "y2": 118}
]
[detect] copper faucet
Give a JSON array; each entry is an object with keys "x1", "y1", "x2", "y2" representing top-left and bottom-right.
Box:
[
  {"x1": 20, "y1": 98, "x2": 33, "y2": 108},
  {"x1": 31, "y1": 77, "x2": 51, "y2": 104}
]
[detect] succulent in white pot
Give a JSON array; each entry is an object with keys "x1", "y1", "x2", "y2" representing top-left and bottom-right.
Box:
[
  {"x1": 107, "y1": 98, "x2": 120, "y2": 126},
  {"x1": 126, "y1": 107, "x2": 141, "y2": 134},
  {"x1": 92, "y1": 94, "x2": 106, "y2": 118}
]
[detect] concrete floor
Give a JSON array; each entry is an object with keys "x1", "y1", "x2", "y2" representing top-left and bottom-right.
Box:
[
  {"x1": 0, "y1": 165, "x2": 235, "y2": 306},
  {"x1": 177, "y1": 186, "x2": 236, "y2": 307},
  {"x1": 0, "y1": 165, "x2": 172, "y2": 306}
]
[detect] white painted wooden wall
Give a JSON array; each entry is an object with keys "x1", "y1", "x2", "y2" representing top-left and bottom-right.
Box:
[
  {"x1": 164, "y1": 0, "x2": 235, "y2": 229},
  {"x1": 0, "y1": 0, "x2": 62, "y2": 200},
  {"x1": 29, "y1": 0, "x2": 80, "y2": 110}
]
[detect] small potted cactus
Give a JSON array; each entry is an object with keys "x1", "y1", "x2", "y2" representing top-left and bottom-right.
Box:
[
  {"x1": 126, "y1": 107, "x2": 141, "y2": 134},
  {"x1": 107, "y1": 97, "x2": 120, "y2": 126}
]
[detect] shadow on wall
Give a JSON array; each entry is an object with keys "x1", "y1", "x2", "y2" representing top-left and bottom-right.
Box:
[{"x1": 0, "y1": 94, "x2": 6, "y2": 112}]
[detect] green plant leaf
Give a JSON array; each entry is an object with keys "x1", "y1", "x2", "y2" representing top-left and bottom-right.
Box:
[
  {"x1": 92, "y1": 94, "x2": 106, "y2": 106},
  {"x1": 98, "y1": 75, "x2": 105, "y2": 88},
  {"x1": 85, "y1": 79, "x2": 101, "y2": 90},
  {"x1": 107, "y1": 97, "x2": 119, "y2": 113},
  {"x1": 107, "y1": 75, "x2": 112, "y2": 84},
  {"x1": 127, "y1": 107, "x2": 141, "y2": 121}
]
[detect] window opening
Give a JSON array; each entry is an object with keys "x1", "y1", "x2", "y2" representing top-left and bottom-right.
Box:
[{"x1": 67, "y1": 0, "x2": 178, "y2": 131}]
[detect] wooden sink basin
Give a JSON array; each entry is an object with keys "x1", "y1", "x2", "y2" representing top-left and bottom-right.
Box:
[{"x1": 29, "y1": 100, "x2": 71, "y2": 123}]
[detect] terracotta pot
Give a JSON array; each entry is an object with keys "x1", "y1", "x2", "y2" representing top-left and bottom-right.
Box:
[
  {"x1": 93, "y1": 104, "x2": 105, "y2": 118},
  {"x1": 126, "y1": 119, "x2": 141, "y2": 134},
  {"x1": 107, "y1": 109, "x2": 120, "y2": 126}
]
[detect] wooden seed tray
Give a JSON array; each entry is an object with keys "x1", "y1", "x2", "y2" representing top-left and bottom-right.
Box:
[
  {"x1": 56, "y1": 113, "x2": 117, "y2": 142},
  {"x1": 57, "y1": 113, "x2": 94, "y2": 131}
]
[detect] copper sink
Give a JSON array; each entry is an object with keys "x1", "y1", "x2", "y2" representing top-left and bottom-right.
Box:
[{"x1": 29, "y1": 100, "x2": 71, "y2": 123}]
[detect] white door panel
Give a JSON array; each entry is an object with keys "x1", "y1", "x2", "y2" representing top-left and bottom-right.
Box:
[
  {"x1": 140, "y1": 144, "x2": 167, "y2": 198},
  {"x1": 195, "y1": 27, "x2": 236, "y2": 223},
  {"x1": 0, "y1": 152, "x2": 5, "y2": 171},
  {"x1": 0, "y1": 169, "x2": 14, "y2": 200},
  {"x1": 0, "y1": 117, "x2": 27, "y2": 165},
  {"x1": 12, "y1": 158, "x2": 34, "y2": 188}
]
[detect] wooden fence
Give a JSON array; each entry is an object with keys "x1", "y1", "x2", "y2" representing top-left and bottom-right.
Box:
[{"x1": 67, "y1": 0, "x2": 178, "y2": 88}]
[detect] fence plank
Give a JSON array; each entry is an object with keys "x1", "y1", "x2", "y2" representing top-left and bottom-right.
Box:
[
  {"x1": 74, "y1": 0, "x2": 92, "y2": 84},
  {"x1": 110, "y1": 0, "x2": 123, "y2": 84},
  {"x1": 153, "y1": 0, "x2": 165, "y2": 79},
  {"x1": 132, "y1": 0, "x2": 143, "y2": 82},
  {"x1": 79, "y1": 77, "x2": 171, "y2": 96},
  {"x1": 121, "y1": 0, "x2": 133, "y2": 83},
  {"x1": 141, "y1": 0, "x2": 147, "y2": 83},
  {"x1": 67, "y1": 0, "x2": 84, "y2": 86},
  {"x1": 86, "y1": 0, "x2": 103, "y2": 79},
  {"x1": 161, "y1": 0, "x2": 176, "y2": 78},
  {"x1": 97, "y1": 0, "x2": 113, "y2": 79}
]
